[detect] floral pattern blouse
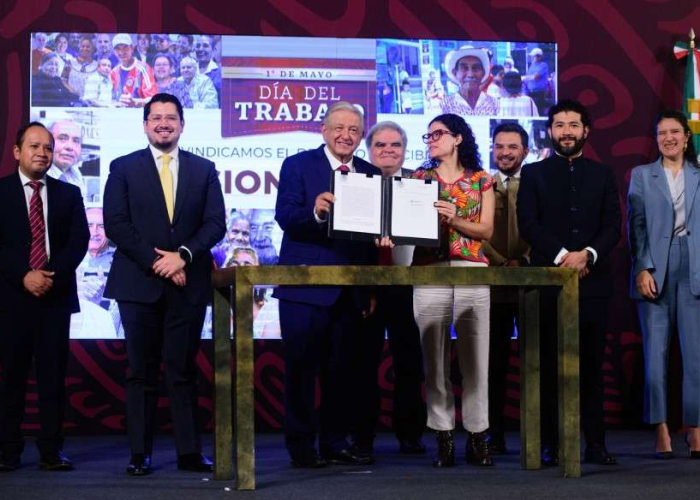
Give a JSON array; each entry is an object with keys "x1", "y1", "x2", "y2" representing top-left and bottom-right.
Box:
[{"x1": 411, "y1": 167, "x2": 493, "y2": 265}]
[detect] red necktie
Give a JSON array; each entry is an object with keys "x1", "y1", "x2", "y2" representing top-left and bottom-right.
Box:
[
  {"x1": 378, "y1": 247, "x2": 393, "y2": 265},
  {"x1": 337, "y1": 164, "x2": 350, "y2": 173},
  {"x1": 28, "y1": 181, "x2": 48, "y2": 270}
]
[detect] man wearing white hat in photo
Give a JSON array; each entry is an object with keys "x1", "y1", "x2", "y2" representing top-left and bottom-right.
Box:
[
  {"x1": 440, "y1": 46, "x2": 499, "y2": 117},
  {"x1": 522, "y1": 47, "x2": 550, "y2": 115},
  {"x1": 110, "y1": 33, "x2": 157, "y2": 108}
]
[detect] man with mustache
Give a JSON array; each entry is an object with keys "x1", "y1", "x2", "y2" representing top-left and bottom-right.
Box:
[
  {"x1": 46, "y1": 120, "x2": 88, "y2": 200},
  {"x1": 517, "y1": 99, "x2": 622, "y2": 466},
  {"x1": 481, "y1": 123, "x2": 531, "y2": 455},
  {"x1": 249, "y1": 209, "x2": 278, "y2": 265},
  {"x1": 103, "y1": 93, "x2": 225, "y2": 476}
]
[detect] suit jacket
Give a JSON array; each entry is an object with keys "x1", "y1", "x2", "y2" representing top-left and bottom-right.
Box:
[
  {"x1": 0, "y1": 172, "x2": 89, "y2": 312},
  {"x1": 627, "y1": 158, "x2": 700, "y2": 299},
  {"x1": 103, "y1": 147, "x2": 226, "y2": 305},
  {"x1": 483, "y1": 174, "x2": 530, "y2": 303},
  {"x1": 273, "y1": 145, "x2": 381, "y2": 306},
  {"x1": 517, "y1": 154, "x2": 621, "y2": 298}
]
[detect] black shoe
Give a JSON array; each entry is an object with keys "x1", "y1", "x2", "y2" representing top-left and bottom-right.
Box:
[
  {"x1": 290, "y1": 452, "x2": 328, "y2": 469},
  {"x1": 433, "y1": 431, "x2": 455, "y2": 467},
  {"x1": 349, "y1": 442, "x2": 374, "y2": 458},
  {"x1": 541, "y1": 446, "x2": 559, "y2": 466},
  {"x1": 466, "y1": 431, "x2": 494, "y2": 466},
  {"x1": 398, "y1": 438, "x2": 426, "y2": 455},
  {"x1": 486, "y1": 432, "x2": 507, "y2": 455},
  {"x1": 126, "y1": 454, "x2": 152, "y2": 476},
  {"x1": 0, "y1": 454, "x2": 20, "y2": 472},
  {"x1": 654, "y1": 451, "x2": 673, "y2": 460},
  {"x1": 39, "y1": 451, "x2": 74, "y2": 471},
  {"x1": 177, "y1": 452, "x2": 214, "y2": 472},
  {"x1": 321, "y1": 449, "x2": 374, "y2": 466},
  {"x1": 584, "y1": 446, "x2": 617, "y2": 465},
  {"x1": 686, "y1": 434, "x2": 700, "y2": 459}
]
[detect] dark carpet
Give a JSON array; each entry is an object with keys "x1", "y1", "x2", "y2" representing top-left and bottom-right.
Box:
[{"x1": 1, "y1": 430, "x2": 698, "y2": 499}]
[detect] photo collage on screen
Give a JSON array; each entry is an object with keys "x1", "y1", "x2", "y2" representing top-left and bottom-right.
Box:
[{"x1": 29, "y1": 33, "x2": 556, "y2": 339}]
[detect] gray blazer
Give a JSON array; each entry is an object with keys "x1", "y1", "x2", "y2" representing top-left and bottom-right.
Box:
[{"x1": 627, "y1": 158, "x2": 700, "y2": 299}]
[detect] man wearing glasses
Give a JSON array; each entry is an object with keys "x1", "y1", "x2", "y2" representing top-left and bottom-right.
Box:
[{"x1": 103, "y1": 93, "x2": 225, "y2": 476}]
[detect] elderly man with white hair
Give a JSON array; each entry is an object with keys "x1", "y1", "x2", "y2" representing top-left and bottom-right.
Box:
[
  {"x1": 177, "y1": 56, "x2": 218, "y2": 109},
  {"x1": 440, "y1": 46, "x2": 499, "y2": 116}
]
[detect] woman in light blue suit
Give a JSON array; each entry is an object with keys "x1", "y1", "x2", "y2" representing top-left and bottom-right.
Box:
[{"x1": 628, "y1": 110, "x2": 700, "y2": 459}]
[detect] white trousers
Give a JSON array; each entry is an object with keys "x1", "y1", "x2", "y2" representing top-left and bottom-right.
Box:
[{"x1": 413, "y1": 260, "x2": 490, "y2": 432}]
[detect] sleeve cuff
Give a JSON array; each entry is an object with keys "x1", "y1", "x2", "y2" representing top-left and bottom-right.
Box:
[
  {"x1": 178, "y1": 245, "x2": 193, "y2": 263},
  {"x1": 553, "y1": 248, "x2": 568, "y2": 265},
  {"x1": 584, "y1": 246, "x2": 598, "y2": 264},
  {"x1": 313, "y1": 207, "x2": 327, "y2": 224}
]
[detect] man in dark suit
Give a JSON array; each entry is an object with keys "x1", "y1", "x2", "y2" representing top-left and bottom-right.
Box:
[
  {"x1": 103, "y1": 93, "x2": 225, "y2": 476},
  {"x1": 350, "y1": 121, "x2": 426, "y2": 458},
  {"x1": 482, "y1": 123, "x2": 531, "y2": 455},
  {"x1": 0, "y1": 122, "x2": 89, "y2": 472},
  {"x1": 517, "y1": 99, "x2": 621, "y2": 465},
  {"x1": 274, "y1": 101, "x2": 380, "y2": 468}
]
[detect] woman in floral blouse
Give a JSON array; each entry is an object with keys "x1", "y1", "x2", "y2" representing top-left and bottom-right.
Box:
[{"x1": 412, "y1": 113, "x2": 495, "y2": 468}]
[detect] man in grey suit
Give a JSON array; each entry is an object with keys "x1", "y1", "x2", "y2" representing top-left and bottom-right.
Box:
[{"x1": 351, "y1": 121, "x2": 427, "y2": 458}]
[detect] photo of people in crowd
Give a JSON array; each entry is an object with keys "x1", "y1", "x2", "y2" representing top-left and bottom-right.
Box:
[{"x1": 30, "y1": 33, "x2": 222, "y2": 109}]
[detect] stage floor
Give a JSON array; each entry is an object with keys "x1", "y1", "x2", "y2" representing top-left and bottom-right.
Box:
[{"x1": 1, "y1": 430, "x2": 698, "y2": 499}]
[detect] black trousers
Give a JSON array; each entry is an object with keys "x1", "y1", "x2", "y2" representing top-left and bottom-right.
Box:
[
  {"x1": 488, "y1": 301, "x2": 518, "y2": 436},
  {"x1": 352, "y1": 286, "x2": 426, "y2": 445},
  {"x1": 0, "y1": 309, "x2": 71, "y2": 456},
  {"x1": 118, "y1": 286, "x2": 206, "y2": 456},
  {"x1": 540, "y1": 293, "x2": 608, "y2": 449},
  {"x1": 279, "y1": 289, "x2": 361, "y2": 457}
]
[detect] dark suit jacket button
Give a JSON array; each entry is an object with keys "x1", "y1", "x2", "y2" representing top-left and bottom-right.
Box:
[
  {"x1": 170, "y1": 228, "x2": 175, "y2": 233},
  {"x1": 572, "y1": 228, "x2": 579, "y2": 233},
  {"x1": 570, "y1": 207, "x2": 577, "y2": 212}
]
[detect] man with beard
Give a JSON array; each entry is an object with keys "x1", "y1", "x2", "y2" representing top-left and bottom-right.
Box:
[
  {"x1": 517, "y1": 99, "x2": 621, "y2": 466},
  {"x1": 103, "y1": 93, "x2": 225, "y2": 475},
  {"x1": 249, "y1": 210, "x2": 278, "y2": 265},
  {"x1": 94, "y1": 34, "x2": 119, "y2": 68},
  {"x1": 350, "y1": 121, "x2": 427, "y2": 459},
  {"x1": 481, "y1": 123, "x2": 531, "y2": 455},
  {"x1": 274, "y1": 101, "x2": 380, "y2": 468}
]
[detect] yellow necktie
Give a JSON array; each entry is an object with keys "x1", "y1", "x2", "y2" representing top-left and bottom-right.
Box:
[{"x1": 160, "y1": 153, "x2": 174, "y2": 222}]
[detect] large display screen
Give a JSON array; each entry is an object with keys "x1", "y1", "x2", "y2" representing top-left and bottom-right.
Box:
[{"x1": 29, "y1": 32, "x2": 557, "y2": 339}]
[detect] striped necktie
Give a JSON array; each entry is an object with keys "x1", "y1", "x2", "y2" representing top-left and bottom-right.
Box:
[{"x1": 28, "y1": 181, "x2": 48, "y2": 270}]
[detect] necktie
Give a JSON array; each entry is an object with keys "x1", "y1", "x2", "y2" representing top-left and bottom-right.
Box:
[
  {"x1": 506, "y1": 177, "x2": 519, "y2": 257},
  {"x1": 28, "y1": 181, "x2": 48, "y2": 270},
  {"x1": 160, "y1": 153, "x2": 174, "y2": 222},
  {"x1": 337, "y1": 164, "x2": 350, "y2": 173}
]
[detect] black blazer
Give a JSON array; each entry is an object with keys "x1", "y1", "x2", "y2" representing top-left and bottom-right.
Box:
[
  {"x1": 517, "y1": 154, "x2": 621, "y2": 298},
  {"x1": 103, "y1": 147, "x2": 226, "y2": 305},
  {"x1": 273, "y1": 145, "x2": 380, "y2": 306},
  {"x1": 0, "y1": 172, "x2": 89, "y2": 312}
]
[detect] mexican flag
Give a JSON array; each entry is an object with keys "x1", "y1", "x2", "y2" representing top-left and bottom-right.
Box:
[{"x1": 674, "y1": 35, "x2": 700, "y2": 154}]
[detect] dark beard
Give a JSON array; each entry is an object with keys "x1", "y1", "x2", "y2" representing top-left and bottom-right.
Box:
[{"x1": 552, "y1": 135, "x2": 586, "y2": 157}]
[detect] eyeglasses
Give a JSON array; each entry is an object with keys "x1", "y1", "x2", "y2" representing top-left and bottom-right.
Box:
[
  {"x1": 421, "y1": 129, "x2": 456, "y2": 144},
  {"x1": 147, "y1": 115, "x2": 180, "y2": 125}
]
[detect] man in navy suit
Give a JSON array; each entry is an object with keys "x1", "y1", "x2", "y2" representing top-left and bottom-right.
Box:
[
  {"x1": 517, "y1": 99, "x2": 621, "y2": 466},
  {"x1": 274, "y1": 101, "x2": 380, "y2": 468},
  {"x1": 103, "y1": 93, "x2": 225, "y2": 476},
  {"x1": 0, "y1": 122, "x2": 89, "y2": 472}
]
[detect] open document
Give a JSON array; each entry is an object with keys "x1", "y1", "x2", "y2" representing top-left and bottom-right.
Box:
[{"x1": 329, "y1": 171, "x2": 439, "y2": 246}]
